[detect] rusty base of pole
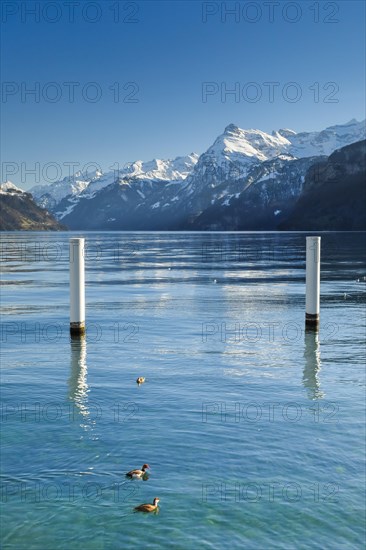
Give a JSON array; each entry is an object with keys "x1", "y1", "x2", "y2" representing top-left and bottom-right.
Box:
[
  {"x1": 70, "y1": 322, "x2": 86, "y2": 336},
  {"x1": 305, "y1": 313, "x2": 319, "y2": 331}
]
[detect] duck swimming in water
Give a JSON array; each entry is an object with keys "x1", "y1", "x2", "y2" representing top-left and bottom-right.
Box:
[
  {"x1": 126, "y1": 464, "x2": 150, "y2": 478},
  {"x1": 136, "y1": 377, "x2": 145, "y2": 385},
  {"x1": 134, "y1": 497, "x2": 160, "y2": 513}
]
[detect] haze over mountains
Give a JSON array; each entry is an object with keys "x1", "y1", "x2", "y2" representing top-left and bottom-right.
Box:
[{"x1": 1, "y1": 119, "x2": 365, "y2": 230}]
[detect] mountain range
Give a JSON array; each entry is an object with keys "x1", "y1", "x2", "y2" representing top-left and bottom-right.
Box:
[{"x1": 2, "y1": 118, "x2": 365, "y2": 230}]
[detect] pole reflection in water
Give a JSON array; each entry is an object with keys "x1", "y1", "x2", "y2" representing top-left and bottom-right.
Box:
[
  {"x1": 68, "y1": 335, "x2": 93, "y2": 430},
  {"x1": 303, "y1": 330, "x2": 324, "y2": 400}
]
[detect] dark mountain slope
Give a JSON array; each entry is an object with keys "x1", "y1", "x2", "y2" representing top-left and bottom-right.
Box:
[
  {"x1": 280, "y1": 140, "x2": 366, "y2": 230},
  {"x1": 0, "y1": 186, "x2": 65, "y2": 231}
]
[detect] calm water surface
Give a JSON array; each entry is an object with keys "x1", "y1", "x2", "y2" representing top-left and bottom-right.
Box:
[{"x1": 1, "y1": 232, "x2": 365, "y2": 550}]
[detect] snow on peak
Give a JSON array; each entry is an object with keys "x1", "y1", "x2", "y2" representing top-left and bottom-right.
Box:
[
  {"x1": 206, "y1": 125, "x2": 290, "y2": 166},
  {"x1": 123, "y1": 154, "x2": 199, "y2": 182},
  {"x1": 276, "y1": 128, "x2": 297, "y2": 139},
  {"x1": 30, "y1": 153, "x2": 199, "y2": 209},
  {"x1": 288, "y1": 119, "x2": 365, "y2": 157},
  {"x1": 207, "y1": 119, "x2": 366, "y2": 167},
  {"x1": 74, "y1": 168, "x2": 103, "y2": 180},
  {"x1": 224, "y1": 123, "x2": 241, "y2": 135},
  {"x1": 187, "y1": 119, "x2": 365, "y2": 187},
  {"x1": 0, "y1": 181, "x2": 24, "y2": 194},
  {"x1": 31, "y1": 175, "x2": 90, "y2": 203}
]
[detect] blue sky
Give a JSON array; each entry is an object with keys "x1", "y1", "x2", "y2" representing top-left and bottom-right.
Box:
[{"x1": 1, "y1": 0, "x2": 365, "y2": 188}]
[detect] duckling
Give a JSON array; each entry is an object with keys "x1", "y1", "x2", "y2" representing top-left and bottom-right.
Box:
[
  {"x1": 126, "y1": 464, "x2": 150, "y2": 478},
  {"x1": 136, "y1": 377, "x2": 145, "y2": 385},
  {"x1": 134, "y1": 497, "x2": 160, "y2": 513}
]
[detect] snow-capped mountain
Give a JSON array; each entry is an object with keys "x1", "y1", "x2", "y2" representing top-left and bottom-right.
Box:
[
  {"x1": 122, "y1": 154, "x2": 199, "y2": 181},
  {"x1": 193, "y1": 118, "x2": 365, "y2": 183},
  {"x1": 0, "y1": 181, "x2": 24, "y2": 195},
  {"x1": 27, "y1": 118, "x2": 365, "y2": 229},
  {"x1": 169, "y1": 119, "x2": 365, "y2": 220},
  {"x1": 30, "y1": 154, "x2": 199, "y2": 218},
  {"x1": 205, "y1": 123, "x2": 290, "y2": 164},
  {"x1": 186, "y1": 155, "x2": 324, "y2": 230},
  {"x1": 283, "y1": 118, "x2": 366, "y2": 157}
]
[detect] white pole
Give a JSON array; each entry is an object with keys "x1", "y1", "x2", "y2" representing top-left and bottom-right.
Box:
[
  {"x1": 305, "y1": 236, "x2": 321, "y2": 329},
  {"x1": 70, "y1": 238, "x2": 85, "y2": 335}
]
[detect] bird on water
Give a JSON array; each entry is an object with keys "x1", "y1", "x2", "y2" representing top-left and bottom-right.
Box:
[
  {"x1": 126, "y1": 464, "x2": 150, "y2": 479},
  {"x1": 136, "y1": 377, "x2": 145, "y2": 385},
  {"x1": 134, "y1": 497, "x2": 160, "y2": 513}
]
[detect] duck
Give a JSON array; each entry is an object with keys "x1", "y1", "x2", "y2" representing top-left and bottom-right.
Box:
[
  {"x1": 136, "y1": 377, "x2": 145, "y2": 385},
  {"x1": 134, "y1": 497, "x2": 160, "y2": 513},
  {"x1": 126, "y1": 464, "x2": 150, "y2": 478}
]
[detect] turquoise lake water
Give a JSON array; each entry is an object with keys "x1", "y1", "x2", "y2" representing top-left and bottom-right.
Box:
[{"x1": 1, "y1": 232, "x2": 365, "y2": 549}]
